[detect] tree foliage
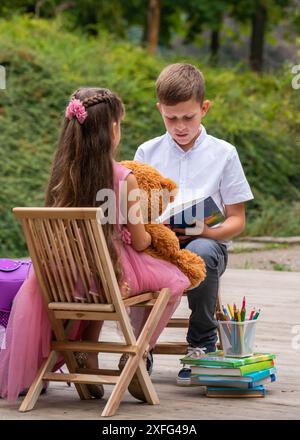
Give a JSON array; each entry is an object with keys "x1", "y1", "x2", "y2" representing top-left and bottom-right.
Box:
[
  {"x1": 0, "y1": 0, "x2": 297, "y2": 69},
  {"x1": 0, "y1": 17, "x2": 299, "y2": 256}
]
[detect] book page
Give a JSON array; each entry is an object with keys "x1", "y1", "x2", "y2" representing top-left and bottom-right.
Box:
[{"x1": 156, "y1": 189, "x2": 205, "y2": 224}]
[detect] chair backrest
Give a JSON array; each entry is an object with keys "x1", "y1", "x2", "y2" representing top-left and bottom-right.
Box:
[{"x1": 13, "y1": 208, "x2": 122, "y2": 308}]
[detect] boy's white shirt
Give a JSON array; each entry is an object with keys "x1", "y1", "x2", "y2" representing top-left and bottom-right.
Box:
[{"x1": 134, "y1": 125, "x2": 254, "y2": 247}]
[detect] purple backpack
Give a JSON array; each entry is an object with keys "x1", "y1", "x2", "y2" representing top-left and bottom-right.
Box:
[{"x1": 0, "y1": 259, "x2": 31, "y2": 328}]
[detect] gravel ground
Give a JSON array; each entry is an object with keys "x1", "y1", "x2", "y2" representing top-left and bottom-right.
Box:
[{"x1": 228, "y1": 243, "x2": 300, "y2": 272}]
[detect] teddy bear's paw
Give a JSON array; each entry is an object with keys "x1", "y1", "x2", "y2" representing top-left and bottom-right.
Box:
[
  {"x1": 176, "y1": 262, "x2": 205, "y2": 288},
  {"x1": 175, "y1": 250, "x2": 206, "y2": 288}
]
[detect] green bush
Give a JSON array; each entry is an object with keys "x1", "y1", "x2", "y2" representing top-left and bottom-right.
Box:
[{"x1": 0, "y1": 16, "x2": 299, "y2": 256}]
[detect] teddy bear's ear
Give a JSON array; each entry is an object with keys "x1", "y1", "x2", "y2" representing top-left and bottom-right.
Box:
[
  {"x1": 162, "y1": 178, "x2": 178, "y2": 202},
  {"x1": 163, "y1": 178, "x2": 177, "y2": 192}
]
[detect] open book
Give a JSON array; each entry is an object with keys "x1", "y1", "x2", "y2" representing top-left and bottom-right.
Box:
[{"x1": 157, "y1": 195, "x2": 225, "y2": 229}]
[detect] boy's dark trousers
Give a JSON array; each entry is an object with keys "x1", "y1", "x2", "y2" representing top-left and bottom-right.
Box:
[{"x1": 181, "y1": 237, "x2": 228, "y2": 350}]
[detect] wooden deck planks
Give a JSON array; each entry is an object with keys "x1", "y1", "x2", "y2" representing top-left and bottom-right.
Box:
[{"x1": 1, "y1": 269, "x2": 299, "y2": 420}]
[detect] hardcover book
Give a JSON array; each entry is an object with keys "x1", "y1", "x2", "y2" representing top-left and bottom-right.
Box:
[
  {"x1": 194, "y1": 369, "x2": 277, "y2": 389},
  {"x1": 180, "y1": 351, "x2": 276, "y2": 368},
  {"x1": 157, "y1": 195, "x2": 225, "y2": 229},
  {"x1": 206, "y1": 385, "x2": 266, "y2": 398},
  {"x1": 190, "y1": 360, "x2": 275, "y2": 377}
]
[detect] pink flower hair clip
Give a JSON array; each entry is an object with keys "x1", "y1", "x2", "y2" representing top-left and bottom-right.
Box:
[{"x1": 65, "y1": 98, "x2": 88, "y2": 124}]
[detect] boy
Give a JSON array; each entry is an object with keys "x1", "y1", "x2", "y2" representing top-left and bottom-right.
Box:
[{"x1": 134, "y1": 63, "x2": 254, "y2": 377}]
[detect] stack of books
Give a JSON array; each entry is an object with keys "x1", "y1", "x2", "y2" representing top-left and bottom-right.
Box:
[{"x1": 178, "y1": 351, "x2": 276, "y2": 398}]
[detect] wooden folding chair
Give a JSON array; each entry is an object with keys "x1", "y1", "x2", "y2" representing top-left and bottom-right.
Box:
[
  {"x1": 153, "y1": 287, "x2": 223, "y2": 355},
  {"x1": 13, "y1": 207, "x2": 171, "y2": 417}
]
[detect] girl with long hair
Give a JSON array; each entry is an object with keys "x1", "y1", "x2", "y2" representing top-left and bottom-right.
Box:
[{"x1": 0, "y1": 88, "x2": 189, "y2": 402}]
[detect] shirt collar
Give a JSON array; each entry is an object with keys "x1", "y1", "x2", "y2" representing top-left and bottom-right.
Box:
[{"x1": 167, "y1": 124, "x2": 207, "y2": 154}]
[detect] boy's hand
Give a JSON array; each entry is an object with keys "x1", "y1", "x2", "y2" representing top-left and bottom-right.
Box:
[
  {"x1": 164, "y1": 224, "x2": 194, "y2": 244},
  {"x1": 173, "y1": 221, "x2": 211, "y2": 244},
  {"x1": 172, "y1": 220, "x2": 205, "y2": 237},
  {"x1": 173, "y1": 203, "x2": 246, "y2": 242}
]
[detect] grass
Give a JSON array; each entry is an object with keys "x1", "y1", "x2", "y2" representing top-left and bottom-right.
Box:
[{"x1": 272, "y1": 263, "x2": 293, "y2": 272}]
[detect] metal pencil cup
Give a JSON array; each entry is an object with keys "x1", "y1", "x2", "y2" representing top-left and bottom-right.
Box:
[{"x1": 218, "y1": 320, "x2": 257, "y2": 358}]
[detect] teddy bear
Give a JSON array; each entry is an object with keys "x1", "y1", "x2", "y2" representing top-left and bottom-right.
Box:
[{"x1": 120, "y1": 160, "x2": 206, "y2": 288}]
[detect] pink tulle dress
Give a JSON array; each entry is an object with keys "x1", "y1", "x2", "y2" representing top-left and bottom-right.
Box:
[
  {"x1": 0, "y1": 161, "x2": 189, "y2": 402},
  {"x1": 113, "y1": 162, "x2": 189, "y2": 345}
]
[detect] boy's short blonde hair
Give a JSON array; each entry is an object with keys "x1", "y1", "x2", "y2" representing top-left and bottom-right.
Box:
[{"x1": 156, "y1": 63, "x2": 205, "y2": 105}]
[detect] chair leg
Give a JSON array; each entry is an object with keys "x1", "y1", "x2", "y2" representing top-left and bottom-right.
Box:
[
  {"x1": 133, "y1": 288, "x2": 171, "y2": 398},
  {"x1": 51, "y1": 318, "x2": 91, "y2": 400},
  {"x1": 123, "y1": 287, "x2": 170, "y2": 404},
  {"x1": 101, "y1": 289, "x2": 170, "y2": 417},
  {"x1": 19, "y1": 351, "x2": 58, "y2": 412},
  {"x1": 101, "y1": 353, "x2": 141, "y2": 417},
  {"x1": 133, "y1": 359, "x2": 159, "y2": 405},
  {"x1": 102, "y1": 354, "x2": 159, "y2": 417},
  {"x1": 62, "y1": 351, "x2": 92, "y2": 400}
]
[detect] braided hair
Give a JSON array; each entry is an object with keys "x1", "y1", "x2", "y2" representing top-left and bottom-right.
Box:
[
  {"x1": 78, "y1": 91, "x2": 112, "y2": 108},
  {"x1": 45, "y1": 87, "x2": 125, "y2": 282}
]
